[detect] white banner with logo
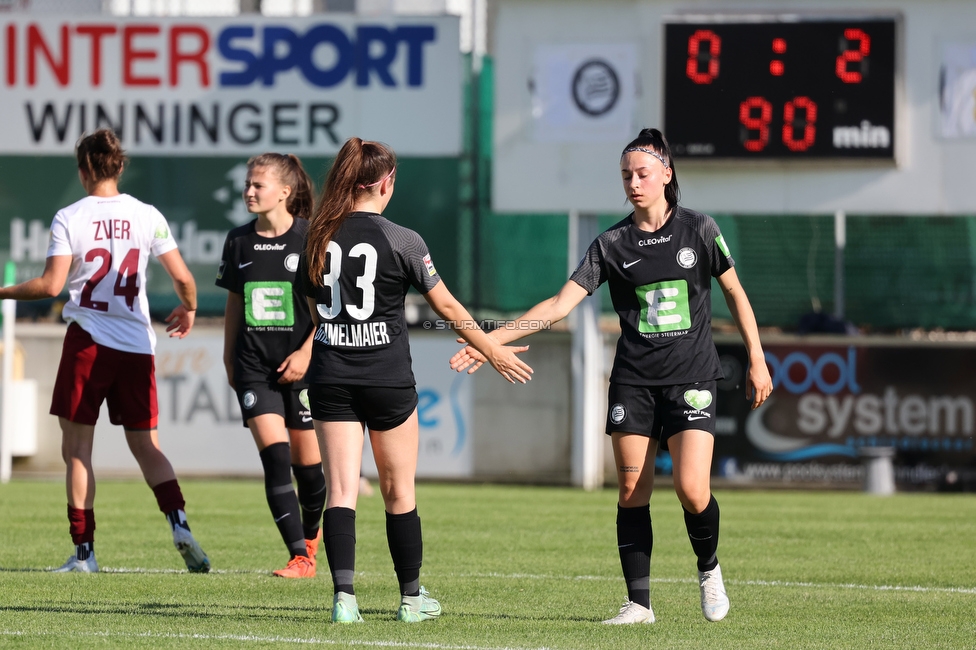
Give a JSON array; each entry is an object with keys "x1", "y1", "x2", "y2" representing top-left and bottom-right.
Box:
[
  {"x1": 0, "y1": 15, "x2": 461, "y2": 156},
  {"x1": 92, "y1": 331, "x2": 473, "y2": 478},
  {"x1": 941, "y1": 43, "x2": 976, "y2": 138},
  {"x1": 531, "y1": 43, "x2": 637, "y2": 142}
]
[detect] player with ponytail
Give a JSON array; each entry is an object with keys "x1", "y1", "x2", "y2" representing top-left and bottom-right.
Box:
[{"x1": 298, "y1": 137, "x2": 533, "y2": 623}]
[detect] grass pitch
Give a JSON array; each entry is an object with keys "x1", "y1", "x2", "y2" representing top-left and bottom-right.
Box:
[{"x1": 1, "y1": 479, "x2": 974, "y2": 649}]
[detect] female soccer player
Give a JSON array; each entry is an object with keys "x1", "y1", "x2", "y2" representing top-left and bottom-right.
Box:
[
  {"x1": 298, "y1": 137, "x2": 533, "y2": 623},
  {"x1": 451, "y1": 128, "x2": 772, "y2": 623},
  {"x1": 0, "y1": 129, "x2": 209, "y2": 573},
  {"x1": 217, "y1": 153, "x2": 326, "y2": 579}
]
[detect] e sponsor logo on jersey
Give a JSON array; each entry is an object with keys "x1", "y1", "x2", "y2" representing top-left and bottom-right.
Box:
[
  {"x1": 284, "y1": 253, "x2": 300, "y2": 273},
  {"x1": 423, "y1": 254, "x2": 437, "y2": 276},
  {"x1": 245, "y1": 281, "x2": 295, "y2": 327},
  {"x1": 636, "y1": 279, "x2": 691, "y2": 334},
  {"x1": 676, "y1": 247, "x2": 697, "y2": 269},
  {"x1": 610, "y1": 403, "x2": 627, "y2": 425}
]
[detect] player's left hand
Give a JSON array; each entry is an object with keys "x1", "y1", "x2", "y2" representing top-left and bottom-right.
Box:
[
  {"x1": 165, "y1": 304, "x2": 195, "y2": 338},
  {"x1": 746, "y1": 355, "x2": 773, "y2": 409},
  {"x1": 450, "y1": 341, "x2": 487, "y2": 374},
  {"x1": 277, "y1": 349, "x2": 311, "y2": 384}
]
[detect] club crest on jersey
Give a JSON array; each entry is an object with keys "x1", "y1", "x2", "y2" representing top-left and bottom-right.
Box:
[
  {"x1": 610, "y1": 403, "x2": 627, "y2": 424},
  {"x1": 676, "y1": 247, "x2": 697, "y2": 269},
  {"x1": 423, "y1": 254, "x2": 436, "y2": 276},
  {"x1": 284, "y1": 253, "x2": 300, "y2": 273}
]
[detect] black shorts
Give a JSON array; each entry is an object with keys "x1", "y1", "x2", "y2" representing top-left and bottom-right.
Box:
[
  {"x1": 307, "y1": 384, "x2": 418, "y2": 431},
  {"x1": 236, "y1": 382, "x2": 312, "y2": 430},
  {"x1": 606, "y1": 380, "x2": 718, "y2": 444}
]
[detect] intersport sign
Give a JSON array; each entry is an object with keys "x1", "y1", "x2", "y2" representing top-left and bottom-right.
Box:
[{"x1": 0, "y1": 15, "x2": 461, "y2": 156}]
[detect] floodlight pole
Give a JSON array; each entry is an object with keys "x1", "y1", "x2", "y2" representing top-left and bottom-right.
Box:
[
  {"x1": 834, "y1": 210, "x2": 846, "y2": 320},
  {"x1": 568, "y1": 210, "x2": 604, "y2": 490},
  {"x1": 0, "y1": 262, "x2": 15, "y2": 484}
]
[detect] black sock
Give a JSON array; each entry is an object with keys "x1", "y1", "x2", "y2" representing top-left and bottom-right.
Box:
[
  {"x1": 75, "y1": 541, "x2": 94, "y2": 561},
  {"x1": 324, "y1": 507, "x2": 357, "y2": 595},
  {"x1": 616, "y1": 504, "x2": 652, "y2": 609},
  {"x1": 292, "y1": 462, "x2": 326, "y2": 540},
  {"x1": 683, "y1": 494, "x2": 720, "y2": 572},
  {"x1": 386, "y1": 509, "x2": 423, "y2": 596},
  {"x1": 259, "y1": 443, "x2": 307, "y2": 559}
]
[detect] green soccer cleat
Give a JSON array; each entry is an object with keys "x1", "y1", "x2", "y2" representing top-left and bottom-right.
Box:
[
  {"x1": 332, "y1": 591, "x2": 364, "y2": 623},
  {"x1": 396, "y1": 586, "x2": 441, "y2": 622}
]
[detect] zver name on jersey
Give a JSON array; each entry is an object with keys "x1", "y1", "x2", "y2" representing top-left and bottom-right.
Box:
[{"x1": 315, "y1": 321, "x2": 391, "y2": 347}]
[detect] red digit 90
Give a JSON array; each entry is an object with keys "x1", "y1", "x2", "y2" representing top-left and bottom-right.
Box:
[{"x1": 739, "y1": 96, "x2": 818, "y2": 152}]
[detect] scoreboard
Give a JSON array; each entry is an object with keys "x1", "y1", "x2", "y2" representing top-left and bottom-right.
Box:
[{"x1": 663, "y1": 17, "x2": 897, "y2": 160}]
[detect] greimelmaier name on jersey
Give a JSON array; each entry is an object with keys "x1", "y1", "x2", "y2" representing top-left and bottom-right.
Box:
[{"x1": 314, "y1": 321, "x2": 391, "y2": 347}]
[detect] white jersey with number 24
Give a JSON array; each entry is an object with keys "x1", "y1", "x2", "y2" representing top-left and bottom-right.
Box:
[{"x1": 47, "y1": 194, "x2": 178, "y2": 355}]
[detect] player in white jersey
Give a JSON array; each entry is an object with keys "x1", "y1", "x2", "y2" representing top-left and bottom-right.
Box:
[
  {"x1": 0, "y1": 129, "x2": 209, "y2": 573},
  {"x1": 452, "y1": 128, "x2": 772, "y2": 624}
]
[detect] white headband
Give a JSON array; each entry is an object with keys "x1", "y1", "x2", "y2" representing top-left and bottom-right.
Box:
[{"x1": 621, "y1": 147, "x2": 669, "y2": 169}]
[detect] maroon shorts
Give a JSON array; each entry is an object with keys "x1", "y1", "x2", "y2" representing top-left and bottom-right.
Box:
[{"x1": 50, "y1": 323, "x2": 158, "y2": 430}]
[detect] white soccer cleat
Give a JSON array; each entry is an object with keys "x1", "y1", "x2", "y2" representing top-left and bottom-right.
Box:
[
  {"x1": 602, "y1": 600, "x2": 655, "y2": 624},
  {"x1": 699, "y1": 563, "x2": 730, "y2": 621},
  {"x1": 173, "y1": 527, "x2": 210, "y2": 573},
  {"x1": 52, "y1": 554, "x2": 98, "y2": 573}
]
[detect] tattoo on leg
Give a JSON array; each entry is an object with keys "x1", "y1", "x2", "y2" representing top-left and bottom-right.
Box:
[{"x1": 619, "y1": 465, "x2": 640, "y2": 473}]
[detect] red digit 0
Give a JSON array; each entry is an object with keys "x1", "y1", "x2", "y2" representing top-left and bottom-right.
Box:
[
  {"x1": 836, "y1": 28, "x2": 870, "y2": 83},
  {"x1": 782, "y1": 97, "x2": 817, "y2": 151},
  {"x1": 686, "y1": 29, "x2": 721, "y2": 84},
  {"x1": 739, "y1": 96, "x2": 772, "y2": 152}
]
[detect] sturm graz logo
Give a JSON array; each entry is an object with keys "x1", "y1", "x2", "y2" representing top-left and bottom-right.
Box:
[
  {"x1": 572, "y1": 59, "x2": 620, "y2": 117},
  {"x1": 610, "y1": 403, "x2": 627, "y2": 424},
  {"x1": 243, "y1": 391, "x2": 257, "y2": 410}
]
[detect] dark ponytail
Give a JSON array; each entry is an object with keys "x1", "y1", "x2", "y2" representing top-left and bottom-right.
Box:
[
  {"x1": 622, "y1": 128, "x2": 680, "y2": 213},
  {"x1": 76, "y1": 129, "x2": 127, "y2": 184},
  {"x1": 305, "y1": 137, "x2": 397, "y2": 286}
]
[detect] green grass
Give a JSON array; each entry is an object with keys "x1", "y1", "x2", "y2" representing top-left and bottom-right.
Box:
[{"x1": 1, "y1": 479, "x2": 975, "y2": 649}]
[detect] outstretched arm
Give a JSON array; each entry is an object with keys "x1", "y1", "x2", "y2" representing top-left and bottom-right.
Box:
[
  {"x1": 450, "y1": 280, "x2": 590, "y2": 374},
  {"x1": 423, "y1": 281, "x2": 533, "y2": 384},
  {"x1": 0, "y1": 255, "x2": 71, "y2": 301},
  {"x1": 717, "y1": 267, "x2": 772, "y2": 409},
  {"x1": 157, "y1": 249, "x2": 197, "y2": 339}
]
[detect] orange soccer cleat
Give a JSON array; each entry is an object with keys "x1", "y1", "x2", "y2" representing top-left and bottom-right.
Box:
[
  {"x1": 305, "y1": 529, "x2": 322, "y2": 565},
  {"x1": 273, "y1": 554, "x2": 315, "y2": 579}
]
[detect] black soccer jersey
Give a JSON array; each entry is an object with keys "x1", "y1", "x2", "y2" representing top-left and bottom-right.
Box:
[
  {"x1": 216, "y1": 218, "x2": 314, "y2": 385},
  {"x1": 297, "y1": 212, "x2": 441, "y2": 387},
  {"x1": 569, "y1": 206, "x2": 734, "y2": 386}
]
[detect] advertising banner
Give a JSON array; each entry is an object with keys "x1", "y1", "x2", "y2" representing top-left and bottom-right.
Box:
[
  {"x1": 0, "y1": 14, "x2": 461, "y2": 156},
  {"x1": 713, "y1": 341, "x2": 976, "y2": 488},
  {"x1": 91, "y1": 331, "x2": 473, "y2": 477}
]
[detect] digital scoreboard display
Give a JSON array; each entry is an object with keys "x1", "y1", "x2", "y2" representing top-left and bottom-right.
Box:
[{"x1": 663, "y1": 17, "x2": 897, "y2": 160}]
